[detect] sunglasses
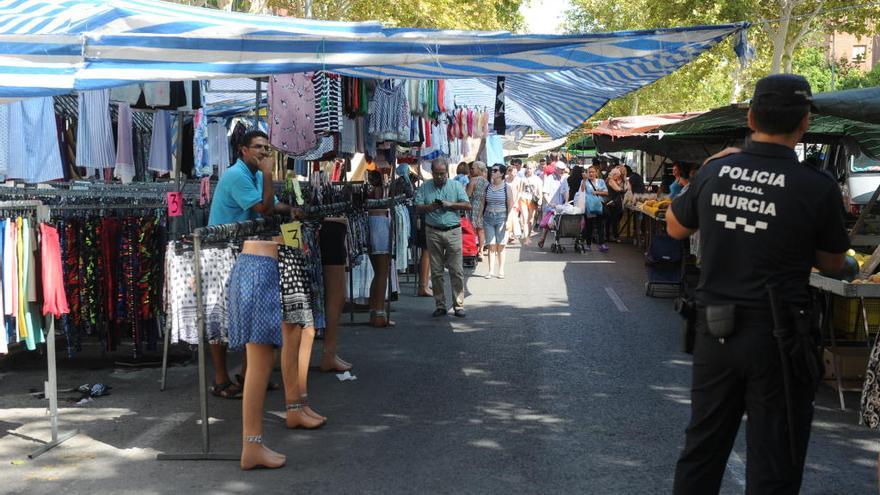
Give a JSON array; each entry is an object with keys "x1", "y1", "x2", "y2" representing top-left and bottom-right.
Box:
[{"x1": 492, "y1": 169, "x2": 501, "y2": 173}]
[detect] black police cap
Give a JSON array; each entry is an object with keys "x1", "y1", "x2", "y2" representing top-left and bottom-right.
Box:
[{"x1": 751, "y1": 74, "x2": 812, "y2": 107}]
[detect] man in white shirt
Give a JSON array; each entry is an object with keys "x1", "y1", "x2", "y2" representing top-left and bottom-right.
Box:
[{"x1": 537, "y1": 161, "x2": 568, "y2": 248}]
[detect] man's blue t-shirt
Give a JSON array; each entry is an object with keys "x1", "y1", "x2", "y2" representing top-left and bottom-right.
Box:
[{"x1": 208, "y1": 159, "x2": 276, "y2": 226}]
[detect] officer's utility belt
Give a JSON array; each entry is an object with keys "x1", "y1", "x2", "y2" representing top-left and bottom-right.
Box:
[{"x1": 696, "y1": 304, "x2": 774, "y2": 339}]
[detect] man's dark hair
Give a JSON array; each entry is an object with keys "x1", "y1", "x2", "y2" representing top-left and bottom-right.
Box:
[
  {"x1": 238, "y1": 130, "x2": 269, "y2": 155},
  {"x1": 624, "y1": 165, "x2": 634, "y2": 175},
  {"x1": 750, "y1": 101, "x2": 810, "y2": 135}
]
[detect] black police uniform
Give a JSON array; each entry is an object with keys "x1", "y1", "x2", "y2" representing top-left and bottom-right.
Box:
[{"x1": 670, "y1": 136, "x2": 849, "y2": 492}]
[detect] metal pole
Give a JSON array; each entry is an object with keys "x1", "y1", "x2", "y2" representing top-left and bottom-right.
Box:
[
  {"x1": 193, "y1": 232, "x2": 209, "y2": 453},
  {"x1": 29, "y1": 317, "x2": 78, "y2": 459},
  {"x1": 157, "y1": 230, "x2": 236, "y2": 460},
  {"x1": 174, "y1": 112, "x2": 184, "y2": 184},
  {"x1": 160, "y1": 314, "x2": 170, "y2": 391},
  {"x1": 254, "y1": 79, "x2": 261, "y2": 128}
]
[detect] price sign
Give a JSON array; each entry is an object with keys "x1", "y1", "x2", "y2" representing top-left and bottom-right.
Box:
[
  {"x1": 166, "y1": 192, "x2": 183, "y2": 217},
  {"x1": 281, "y1": 221, "x2": 303, "y2": 249}
]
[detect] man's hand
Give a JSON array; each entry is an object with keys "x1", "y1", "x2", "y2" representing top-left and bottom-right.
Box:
[
  {"x1": 257, "y1": 155, "x2": 274, "y2": 175},
  {"x1": 441, "y1": 201, "x2": 453, "y2": 210}
]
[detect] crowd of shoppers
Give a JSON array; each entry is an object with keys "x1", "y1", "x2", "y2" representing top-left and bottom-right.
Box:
[{"x1": 411, "y1": 154, "x2": 650, "y2": 315}]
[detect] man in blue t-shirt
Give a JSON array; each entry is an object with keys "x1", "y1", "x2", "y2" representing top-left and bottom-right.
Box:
[{"x1": 207, "y1": 130, "x2": 300, "y2": 398}]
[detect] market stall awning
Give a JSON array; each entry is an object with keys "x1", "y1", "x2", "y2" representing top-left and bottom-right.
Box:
[
  {"x1": 590, "y1": 112, "x2": 701, "y2": 138},
  {"x1": 0, "y1": 0, "x2": 750, "y2": 137},
  {"x1": 595, "y1": 100, "x2": 880, "y2": 162}
]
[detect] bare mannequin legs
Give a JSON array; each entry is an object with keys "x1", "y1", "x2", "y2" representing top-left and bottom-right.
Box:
[
  {"x1": 282, "y1": 322, "x2": 326, "y2": 429},
  {"x1": 418, "y1": 248, "x2": 432, "y2": 296},
  {"x1": 369, "y1": 253, "x2": 393, "y2": 327},
  {"x1": 320, "y1": 265, "x2": 352, "y2": 372},
  {"x1": 240, "y1": 343, "x2": 285, "y2": 470}
]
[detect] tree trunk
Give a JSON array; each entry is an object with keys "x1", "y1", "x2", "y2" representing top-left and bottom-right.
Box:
[
  {"x1": 249, "y1": 0, "x2": 271, "y2": 14},
  {"x1": 769, "y1": 0, "x2": 796, "y2": 74}
]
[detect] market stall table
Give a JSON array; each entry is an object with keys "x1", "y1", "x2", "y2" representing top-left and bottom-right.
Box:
[{"x1": 809, "y1": 273, "x2": 879, "y2": 411}]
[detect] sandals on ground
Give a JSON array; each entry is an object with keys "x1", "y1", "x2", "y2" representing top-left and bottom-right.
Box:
[
  {"x1": 370, "y1": 310, "x2": 396, "y2": 327},
  {"x1": 212, "y1": 381, "x2": 243, "y2": 399}
]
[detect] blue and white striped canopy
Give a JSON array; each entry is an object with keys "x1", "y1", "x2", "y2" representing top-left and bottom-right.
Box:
[{"x1": 0, "y1": 0, "x2": 748, "y2": 137}]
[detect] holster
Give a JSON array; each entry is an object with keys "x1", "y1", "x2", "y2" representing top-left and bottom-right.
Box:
[
  {"x1": 705, "y1": 304, "x2": 737, "y2": 339},
  {"x1": 675, "y1": 297, "x2": 697, "y2": 354},
  {"x1": 772, "y1": 307, "x2": 823, "y2": 389}
]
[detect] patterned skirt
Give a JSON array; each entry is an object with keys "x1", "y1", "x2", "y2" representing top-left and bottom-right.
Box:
[
  {"x1": 861, "y1": 334, "x2": 880, "y2": 428},
  {"x1": 227, "y1": 254, "x2": 282, "y2": 350},
  {"x1": 278, "y1": 246, "x2": 315, "y2": 328}
]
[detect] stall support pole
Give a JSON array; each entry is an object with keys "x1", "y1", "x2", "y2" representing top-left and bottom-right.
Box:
[
  {"x1": 29, "y1": 317, "x2": 78, "y2": 459},
  {"x1": 160, "y1": 315, "x2": 171, "y2": 391},
  {"x1": 254, "y1": 79, "x2": 261, "y2": 128},
  {"x1": 157, "y1": 231, "x2": 237, "y2": 461},
  {"x1": 349, "y1": 266, "x2": 355, "y2": 323}
]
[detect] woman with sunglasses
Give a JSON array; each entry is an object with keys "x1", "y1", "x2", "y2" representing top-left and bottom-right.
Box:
[{"x1": 483, "y1": 164, "x2": 515, "y2": 278}]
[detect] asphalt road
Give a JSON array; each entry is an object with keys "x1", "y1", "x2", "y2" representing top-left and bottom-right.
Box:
[{"x1": 0, "y1": 240, "x2": 876, "y2": 494}]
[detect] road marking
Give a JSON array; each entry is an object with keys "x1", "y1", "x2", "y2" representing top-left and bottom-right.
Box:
[
  {"x1": 604, "y1": 287, "x2": 629, "y2": 312},
  {"x1": 127, "y1": 412, "x2": 192, "y2": 449},
  {"x1": 727, "y1": 449, "x2": 746, "y2": 487}
]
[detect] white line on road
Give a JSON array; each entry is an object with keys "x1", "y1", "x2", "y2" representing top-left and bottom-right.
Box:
[
  {"x1": 727, "y1": 449, "x2": 747, "y2": 487},
  {"x1": 127, "y1": 412, "x2": 192, "y2": 449},
  {"x1": 604, "y1": 287, "x2": 629, "y2": 312}
]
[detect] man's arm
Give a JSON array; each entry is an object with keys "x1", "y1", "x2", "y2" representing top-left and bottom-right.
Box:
[
  {"x1": 815, "y1": 250, "x2": 846, "y2": 274},
  {"x1": 442, "y1": 183, "x2": 472, "y2": 211},
  {"x1": 666, "y1": 207, "x2": 696, "y2": 240},
  {"x1": 251, "y1": 158, "x2": 276, "y2": 217},
  {"x1": 272, "y1": 202, "x2": 304, "y2": 220}
]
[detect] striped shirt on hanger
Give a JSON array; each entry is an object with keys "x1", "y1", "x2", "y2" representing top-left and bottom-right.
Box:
[{"x1": 76, "y1": 89, "x2": 117, "y2": 171}]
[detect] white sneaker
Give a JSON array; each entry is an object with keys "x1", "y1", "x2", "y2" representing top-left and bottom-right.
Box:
[
  {"x1": 497, "y1": 273, "x2": 505, "y2": 279},
  {"x1": 485, "y1": 272, "x2": 495, "y2": 279}
]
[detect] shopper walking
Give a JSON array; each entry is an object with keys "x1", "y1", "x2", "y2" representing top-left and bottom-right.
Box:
[
  {"x1": 668, "y1": 74, "x2": 848, "y2": 494},
  {"x1": 537, "y1": 161, "x2": 567, "y2": 249},
  {"x1": 605, "y1": 167, "x2": 627, "y2": 242},
  {"x1": 466, "y1": 161, "x2": 489, "y2": 262},
  {"x1": 581, "y1": 165, "x2": 609, "y2": 252},
  {"x1": 519, "y1": 162, "x2": 543, "y2": 243},
  {"x1": 504, "y1": 164, "x2": 523, "y2": 243},
  {"x1": 414, "y1": 157, "x2": 472, "y2": 318},
  {"x1": 483, "y1": 164, "x2": 515, "y2": 278}
]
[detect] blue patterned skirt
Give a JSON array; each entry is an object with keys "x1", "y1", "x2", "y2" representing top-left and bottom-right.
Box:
[{"x1": 227, "y1": 254, "x2": 282, "y2": 350}]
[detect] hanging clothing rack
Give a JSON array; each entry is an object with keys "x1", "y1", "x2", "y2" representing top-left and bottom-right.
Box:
[
  {"x1": 0, "y1": 200, "x2": 79, "y2": 459},
  {"x1": 157, "y1": 216, "x2": 280, "y2": 462}
]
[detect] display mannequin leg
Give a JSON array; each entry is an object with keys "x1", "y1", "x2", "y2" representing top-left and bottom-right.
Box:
[
  {"x1": 369, "y1": 254, "x2": 393, "y2": 327},
  {"x1": 320, "y1": 265, "x2": 351, "y2": 372},
  {"x1": 240, "y1": 343, "x2": 285, "y2": 470},
  {"x1": 282, "y1": 323, "x2": 325, "y2": 429},
  {"x1": 418, "y1": 249, "x2": 432, "y2": 296}
]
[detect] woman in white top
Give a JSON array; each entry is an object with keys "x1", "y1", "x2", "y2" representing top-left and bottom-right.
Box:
[
  {"x1": 519, "y1": 162, "x2": 543, "y2": 244},
  {"x1": 505, "y1": 165, "x2": 524, "y2": 243},
  {"x1": 483, "y1": 164, "x2": 516, "y2": 278}
]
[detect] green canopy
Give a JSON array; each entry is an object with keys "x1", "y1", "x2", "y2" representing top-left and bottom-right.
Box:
[{"x1": 595, "y1": 98, "x2": 880, "y2": 162}]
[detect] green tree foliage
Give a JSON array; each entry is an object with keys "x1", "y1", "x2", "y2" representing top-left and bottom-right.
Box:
[
  {"x1": 565, "y1": 0, "x2": 879, "y2": 126},
  {"x1": 267, "y1": 0, "x2": 525, "y2": 31}
]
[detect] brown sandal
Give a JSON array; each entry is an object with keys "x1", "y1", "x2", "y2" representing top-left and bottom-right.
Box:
[{"x1": 211, "y1": 381, "x2": 243, "y2": 399}]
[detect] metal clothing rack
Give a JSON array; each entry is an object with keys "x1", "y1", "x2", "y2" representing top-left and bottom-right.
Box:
[
  {"x1": 0, "y1": 200, "x2": 79, "y2": 459},
  {"x1": 157, "y1": 217, "x2": 280, "y2": 462}
]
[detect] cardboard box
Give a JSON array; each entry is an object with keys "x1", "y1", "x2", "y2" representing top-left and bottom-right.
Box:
[{"x1": 823, "y1": 347, "x2": 871, "y2": 380}]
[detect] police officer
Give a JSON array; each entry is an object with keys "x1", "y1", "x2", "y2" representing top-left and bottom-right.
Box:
[{"x1": 667, "y1": 74, "x2": 849, "y2": 494}]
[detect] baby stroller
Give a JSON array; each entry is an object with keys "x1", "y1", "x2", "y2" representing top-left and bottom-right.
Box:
[
  {"x1": 461, "y1": 216, "x2": 479, "y2": 269},
  {"x1": 550, "y1": 214, "x2": 586, "y2": 253}
]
